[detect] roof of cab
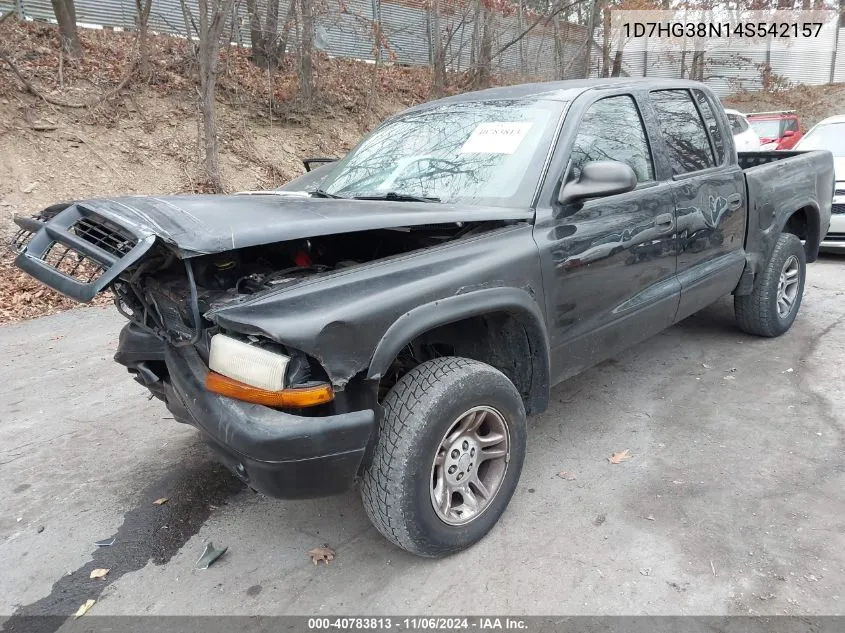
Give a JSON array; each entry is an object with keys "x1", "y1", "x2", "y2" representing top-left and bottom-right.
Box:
[{"x1": 406, "y1": 78, "x2": 711, "y2": 111}]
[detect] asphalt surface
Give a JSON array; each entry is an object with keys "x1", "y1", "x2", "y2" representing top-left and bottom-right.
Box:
[{"x1": 1, "y1": 257, "x2": 844, "y2": 621}]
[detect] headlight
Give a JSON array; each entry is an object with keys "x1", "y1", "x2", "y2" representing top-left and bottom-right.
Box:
[
  {"x1": 206, "y1": 334, "x2": 334, "y2": 408},
  {"x1": 208, "y1": 334, "x2": 289, "y2": 391}
]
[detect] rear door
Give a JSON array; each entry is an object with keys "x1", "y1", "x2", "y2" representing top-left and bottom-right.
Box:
[
  {"x1": 647, "y1": 88, "x2": 747, "y2": 321},
  {"x1": 534, "y1": 91, "x2": 680, "y2": 384}
]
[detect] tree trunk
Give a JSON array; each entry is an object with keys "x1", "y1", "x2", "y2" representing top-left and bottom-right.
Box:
[
  {"x1": 277, "y1": 0, "x2": 297, "y2": 60},
  {"x1": 431, "y1": 0, "x2": 446, "y2": 97},
  {"x1": 50, "y1": 0, "x2": 82, "y2": 59},
  {"x1": 610, "y1": 49, "x2": 623, "y2": 77},
  {"x1": 188, "y1": 0, "x2": 235, "y2": 192},
  {"x1": 135, "y1": 0, "x2": 152, "y2": 77},
  {"x1": 469, "y1": 0, "x2": 480, "y2": 68},
  {"x1": 474, "y1": 4, "x2": 493, "y2": 89},
  {"x1": 299, "y1": 0, "x2": 315, "y2": 103},
  {"x1": 581, "y1": 0, "x2": 596, "y2": 78},
  {"x1": 601, "y1": 6, "x2": 610, "y2": 77},
  {"x1": 246, "y1": 0, "x2": 283, "y2": 69},
  {"x1": 199, "y1": 71, "x2": 221, "y2": 191}
]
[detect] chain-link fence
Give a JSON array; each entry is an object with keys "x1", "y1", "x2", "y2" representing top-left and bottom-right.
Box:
[{"x1": 0, "y1": 0, "x2": 600, "y2": 81}]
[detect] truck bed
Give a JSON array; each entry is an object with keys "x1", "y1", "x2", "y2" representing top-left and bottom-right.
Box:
[
  {"x1": 739, "y1": 149, "x2": 833, "y2": 269},
  {"x1": 736, "y1": 150, "x2": 806, "y2": 170}
]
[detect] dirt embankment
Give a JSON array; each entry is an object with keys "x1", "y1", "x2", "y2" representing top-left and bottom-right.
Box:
[{"x1": 0, "y1": 18, "x2": 443, "y2": 323}]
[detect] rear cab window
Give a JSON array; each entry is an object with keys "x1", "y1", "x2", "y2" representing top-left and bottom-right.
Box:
[
  {"x1": 650, "y1": 89, "x2": 716, "y2": 175},
  {"x1": 693, "y1": 90, "x2": 726, "y2": 164}
]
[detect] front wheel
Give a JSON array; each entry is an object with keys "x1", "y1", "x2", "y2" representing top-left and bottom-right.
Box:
[
  {"x1": 735, "y1": 232, "x2": 806, "y2": 337},
  {"x1": 361, "y1": 357, "x2": 527, "y2": 557}
]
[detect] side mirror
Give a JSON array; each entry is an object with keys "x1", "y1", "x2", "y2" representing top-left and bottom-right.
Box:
[
  {"x1": 558, "y1": 161, "x2": 638, "y2": 206},
  {"x1": 303, "y1": 158, "x2": 337, "y2": 172},
  {"x1": 782, "y1": 130, "x2": 795, "y2": 138}
]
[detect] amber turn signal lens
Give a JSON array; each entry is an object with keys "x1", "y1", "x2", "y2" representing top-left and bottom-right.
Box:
[{"x1": 205, "y1": 372, "x2": 334, "y2": 408}]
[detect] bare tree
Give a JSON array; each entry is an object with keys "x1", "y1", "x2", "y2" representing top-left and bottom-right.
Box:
[
  {"x1": 472, "y1": 3, "x2": 494, "y2": 88},
  {"x1": 50, "y1": 0, "x2": 82, "y2": 59},
  {"x1": 135, "y1": 0, "x2": 153, "y2": 77},
  {"x1": 431, "y1": 0, "x2": 447, "y2": 96},
  {"x1": 299, "y1": 0, "x2": 315, "y2": 103},
  {"x1": 245, "y1": 0, "x2": 296, "y2": 68},
  {"x1": 180, "y1": 0, "x2": 236, "y2": 192}
]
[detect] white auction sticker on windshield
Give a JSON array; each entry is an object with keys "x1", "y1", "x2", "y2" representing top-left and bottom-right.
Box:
[{"x1": 459, "y1": 122, "x2": 533, "y2": 154}]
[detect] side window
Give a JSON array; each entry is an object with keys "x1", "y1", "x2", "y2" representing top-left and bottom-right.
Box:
[
  {"x1": 569, "y1": 95, "x2": 654, "y2": 184},
  {"x1": 650, "y1": 90, "x2": 716, "y2": 175},
  {"x1": 693, "y1": 89, "x2": 725, "y2": 163}
]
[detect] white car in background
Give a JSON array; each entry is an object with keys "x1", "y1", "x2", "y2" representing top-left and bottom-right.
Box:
[
  {"x1": 725, "y1": 108, "x2": 760, "y2": 151},
  {"x1": 795, "y1": 114, "x2": 845, "y2": 251}
]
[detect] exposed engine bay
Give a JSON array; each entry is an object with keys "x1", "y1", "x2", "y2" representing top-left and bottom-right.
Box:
[{"x1": 112, "y1": 221, "x2": 506, "y2": 348}]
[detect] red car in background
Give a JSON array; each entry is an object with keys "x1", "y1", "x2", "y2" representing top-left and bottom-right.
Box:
[{"x1": 747, "y1": 111, "x2": 803, "y2": 150}]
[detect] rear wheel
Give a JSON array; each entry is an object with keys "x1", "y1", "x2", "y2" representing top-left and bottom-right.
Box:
[
  {"x1": 735, "y1": 232, "x2": 806, "y2": 337},
  {"x1": 361, "y1": 357, "x2": 526, "y2": 557}
]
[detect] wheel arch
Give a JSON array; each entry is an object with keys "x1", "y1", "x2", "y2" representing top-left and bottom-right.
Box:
[
  {"x1": 781, "y1": 204, "x2": 822, "y2": 263},
  {"x1": 366, "y1": 287, "x2": 551, "y2": 415}
]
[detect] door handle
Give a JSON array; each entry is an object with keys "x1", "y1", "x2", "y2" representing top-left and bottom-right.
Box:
[
  {"x1": 727, "y1": 193, "x2": 742, "y2": 210},
  {"x1": 655, "y1": 213, "x2": 674, "y2": 232}
]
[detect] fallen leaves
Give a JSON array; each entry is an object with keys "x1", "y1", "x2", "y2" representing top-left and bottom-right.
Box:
[
  {"x1": 309, "y1": 545, "x2": 335, "y2": 565},
  {"x1": 89, "y1": 568, "x2": 110, "y2": 579},
  {"x1": 153, "y1": 497, "x2": 169, "y2": 505},
  {"x1": 73, "y1": 599, "x2": 95, "y2": 618},
  {"x1": 0, "y1": 252, "x2": 113, "y2": 324},
  {"x1": 608, "y1": 449, "x2": 631, "y2": 464},
  {"x1": 556, "y1": 471, "x2": 577, "y2": 480}
]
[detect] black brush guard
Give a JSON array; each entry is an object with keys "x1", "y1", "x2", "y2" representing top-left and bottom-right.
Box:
[{"x1": 13, "y1": 203, "x2": 156, "y2": 302}]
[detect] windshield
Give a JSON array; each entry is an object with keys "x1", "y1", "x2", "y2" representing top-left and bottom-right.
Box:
[
  {"x1": 796, "y1": 122, "x2": 845, "y2": 155},
  {"x1": 749, "y1": 119, "x2": 782, "y2": 139},
  {"x1": 319, "y1": 99, "x2": 566, "y2": 206}
]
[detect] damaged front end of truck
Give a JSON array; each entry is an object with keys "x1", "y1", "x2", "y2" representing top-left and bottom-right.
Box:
[{"x1": 10, "y1": 193, "x2": 539, "y2": 498}]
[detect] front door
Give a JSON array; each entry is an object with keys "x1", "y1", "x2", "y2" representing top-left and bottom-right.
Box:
[{"x1": 534, "y1": 93, "x2": 681, "y2": 384}]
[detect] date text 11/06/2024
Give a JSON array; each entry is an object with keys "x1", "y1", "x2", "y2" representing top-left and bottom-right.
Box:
[
  {"x1": 307, "y1": 618, "x2": 528, "y2": 630},
  {"x1": 623, "y1": 21, "x2": 824, "y2": 38}
]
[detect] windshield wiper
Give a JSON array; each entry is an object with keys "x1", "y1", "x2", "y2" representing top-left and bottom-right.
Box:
[
  {"x1": 353, "y1": 192, "x2": 441, "y2": 203},
  {"x1": 310, "y1": 189, "x2": 343, "y2": 199}
]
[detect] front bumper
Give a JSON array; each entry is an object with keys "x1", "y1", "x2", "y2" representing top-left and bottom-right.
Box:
[
  {"x1": 821, "y1": 208, "x2": 845, "y2": 251},
  {"x1": 116, "y1": 323, "x2": 376, "y2": 499}
]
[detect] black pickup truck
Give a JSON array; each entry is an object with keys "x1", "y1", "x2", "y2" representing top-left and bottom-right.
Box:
[{"x1": 11, "y1": 79, "x2": 833, "y2": 557}]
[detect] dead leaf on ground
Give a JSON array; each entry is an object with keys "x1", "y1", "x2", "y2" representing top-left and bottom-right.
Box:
[
  {"x1": 153, "y1": 497, "x2": 169, "y2": 505},
  {"x1": 89, "y1": 568, "x2": 109, "y2": 579},
  {"x1": 608, "y1": 449, "x2": 631, "y2": 464},
  {"x1": 73, "y1": 599, "x2": 96, "y2": 618},
  {"x1": 309, "y1": 545, "x2": 335, "y2": 565},
  {"x1": 557, "y1": 470, "x2": 577, "y2": 480}
]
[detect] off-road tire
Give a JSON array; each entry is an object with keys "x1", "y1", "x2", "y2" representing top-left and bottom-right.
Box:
[
  {"x1": 360, "y1": 357, "x2": 526, "y2": 557},
  {"x1": 735, "y1": 232, "x2": 806, "y2": 337}
]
